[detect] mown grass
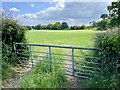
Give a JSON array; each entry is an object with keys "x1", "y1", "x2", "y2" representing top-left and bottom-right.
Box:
[{"x1": 19, "y1": 62, "x2": 67, "y2": 88}]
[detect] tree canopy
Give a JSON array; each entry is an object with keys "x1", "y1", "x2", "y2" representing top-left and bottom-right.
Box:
[
  {"x1": 61, "y1": 22, "x2": 69, "y2": 30},
  {"x1": 91, "y1": 1, "x2": 120, "y2": 31}
]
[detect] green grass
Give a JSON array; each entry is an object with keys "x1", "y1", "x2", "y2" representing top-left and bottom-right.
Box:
[
  {"x1": 26, "y1": 30, "x2": 100, "y2": 48},
  {"x1": 19, "y1": 62, "x2": 67, "y2": 88}
]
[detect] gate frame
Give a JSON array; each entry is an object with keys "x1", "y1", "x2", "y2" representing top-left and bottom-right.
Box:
[{"x1": 13, "y1": 42, "x2": 102, "y2": 78}]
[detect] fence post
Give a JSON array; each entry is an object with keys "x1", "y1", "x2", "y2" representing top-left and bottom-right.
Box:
[
  {"x1": 72, "y1": 48, "x2": 74, "y2": 76},
  {"x1": 13, "y1": 42, "x2": 17, "y2": 54},
  {"x1": 49, "y1": 46, "x2": 52, "y2": 69},
  {"x1": 30, "y1": 45, "x2": 33, "y2": 67}
]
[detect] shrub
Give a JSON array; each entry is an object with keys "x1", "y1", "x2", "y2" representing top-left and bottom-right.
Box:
[
  {"x1": 2, "y1": 61, "x2": 16, "y2": 81},
  {"x1": 81, "y1": 74, "x2": 117, "y2": 88},
  {"x1": 2, "y1": 11, "x2": 28, "y2": 65},
  {"x1": 81, "y1": 32, "x2": 120, "y2": 88},
  {"x1": 2, "y1": 43, "x2": 16, "y2": 80},
  {"x1": 1, "y1": 11, "x2": 29, "y2": 80},
  {"x1": 95, "y1": 32, "x2": 120, "y2": 76}
]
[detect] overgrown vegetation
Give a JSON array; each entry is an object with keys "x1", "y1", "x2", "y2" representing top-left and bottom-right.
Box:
[
  {"x1": 81, "y1": 31, "x2": 120, "y2": 88},
  {"x1": 19, "y1": 62, "x2": 67, "y2": 88},
  {"x1": 95, "y1": 32, "x2": 120, "y2": 75},
  {"x1": 2, "y1": 11, "x2": 28, "y2": 80}
]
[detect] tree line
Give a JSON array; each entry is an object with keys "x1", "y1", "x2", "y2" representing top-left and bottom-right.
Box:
[{"x1": 25, "y1": 22, "x2": 87, "y2": 30}]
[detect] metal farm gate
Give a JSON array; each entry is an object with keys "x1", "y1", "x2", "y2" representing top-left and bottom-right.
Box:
[{"x1": 13, "y1": 42, "x2": 102, "y2": 79}]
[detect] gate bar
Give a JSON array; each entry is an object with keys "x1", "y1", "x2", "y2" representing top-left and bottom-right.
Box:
[
  {"x1": 30, "y1": 45, "x2": 33, "y2": 67},
  {"x1": 49, "y1": 46, "x2": 52, "y2": 68},
  {"x1": 14, "y1": 42, "x2": 101, "y2": 51},
  {"x1": 72, "y1": 48, "x2": 75, "y2": 76}
]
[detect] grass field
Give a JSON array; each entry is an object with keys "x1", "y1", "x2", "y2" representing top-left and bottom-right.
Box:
[{"x1": 26, "y1": 30, "x2": 100, "y2": 48}]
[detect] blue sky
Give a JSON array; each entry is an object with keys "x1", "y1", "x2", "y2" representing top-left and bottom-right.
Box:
[
  {"x1": 2, "y1": 0, "x2": 115, "y2": 26},
  {"x1": 2, "y1": 2, "x2": 56, "y2": 14}
]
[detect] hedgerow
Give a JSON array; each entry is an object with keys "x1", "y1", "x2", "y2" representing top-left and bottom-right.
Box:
[{"x1": 2, "y1": 11, "x2": 28, "y2": 80}]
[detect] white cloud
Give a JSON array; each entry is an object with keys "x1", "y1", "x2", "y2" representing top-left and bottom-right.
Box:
[
  {"x1": 22, "y1": 0, "x2": 65, "y2": 19},
  {"x1": 22, "y1": 14, "x2": 38, "y2": 19},
  {"x1": 0, "y1": 9, "x2": 3, "y2": 11},
  {"x1": 0, "y1": 9, "x2": 4, "y2": 12},
  {"x1": 19, "y1": 2, "x2": 110, "y2": 26},
  {"x1": 9, "y1": 7, "x2": 20, "y2": 12},
  {"x1": 30, "y1": 4, "x2": 34, "y2": 7}
]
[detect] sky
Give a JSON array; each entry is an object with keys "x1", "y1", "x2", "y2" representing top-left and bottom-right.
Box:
[{"x1": 1, "y1": 0, "x2": 117, "y2": 26}]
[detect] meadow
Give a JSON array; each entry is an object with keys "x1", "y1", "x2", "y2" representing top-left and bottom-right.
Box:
[{"x1": 26, "y1": 30, "x2": 100, "y2": 48}]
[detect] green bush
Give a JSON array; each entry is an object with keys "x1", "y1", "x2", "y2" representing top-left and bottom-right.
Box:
[
  {"x1": 2, "y1": 43, "x2": 16, "y2": 80},
  {"x1": 81, "y1": 74, "x2": 117, "y2": 88},
  {"x1": 2, "y1": 12, "x2": 28, "y2": 64},
  {"x1": 1, "y1": 12, "x2": 28, "y2": 80},
  {"x1": 2, "y1": 61, "x2": 16, "y2": 81},
  {"x1": 81, "y1": 32, "x2": 120, "y2": 88},
  {"x1": 95, "y1": 32, "x2": 120, "y2": 76},
  {"x1": 19, "y1": 62, "x2": 67, "y2": 88}
]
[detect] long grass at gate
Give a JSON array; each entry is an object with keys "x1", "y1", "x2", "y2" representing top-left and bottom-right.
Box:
[{"x1": 19, "y1": 61, "x2": 67, "y2": 88}]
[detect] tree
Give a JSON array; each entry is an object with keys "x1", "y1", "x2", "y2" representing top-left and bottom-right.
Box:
[
  {"x1": 107, "y1": 1, "x2": 120, "y2": 33},
  {"x1": 47, "y1": 24, "x2": 53, "y2": 30},
  {"x1": 100, "y1": 14, "x2": 108, "y2": 19},
  {"x1": 98, "y1": 19, "x2": 110, "y2": 30},
  {"x1": 35, "y1": 24, "x2": 41, "y2": 30},
  {"x1": 90, "y1": 20, "x2": 110, "y2": 30},
  {"x1": 41, "y1": 25, "x2": 47, "y2": 29},
  {"x1": 52, "y1": 22, "x2": 61, "y2": 30},
  {"x1": 80, "y1": 25, "x2": 86, "y2": 29},
  {"x1": 90, "y1": 21, "x2": 97, "y2": 28},
  {"x1": 24, "y1": 26, "x2": 32, "y2": 30},
  {"x1": 61, "y1": 22, "x2": 69, "y2": 30},
  {"x1": 70, "y1": 26, "x2": 80, "y2": 30}
]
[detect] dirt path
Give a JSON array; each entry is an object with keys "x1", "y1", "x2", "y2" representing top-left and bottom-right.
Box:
[
  {"x1": 2, "y1": 52, "x2": 45, "y2": 88},
  {"x1": 64, "y1": 50, "x2": 80, "y2": 88},
  {"x1": 2, "y1": 64, "x2": 32, "y2": 88}
]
